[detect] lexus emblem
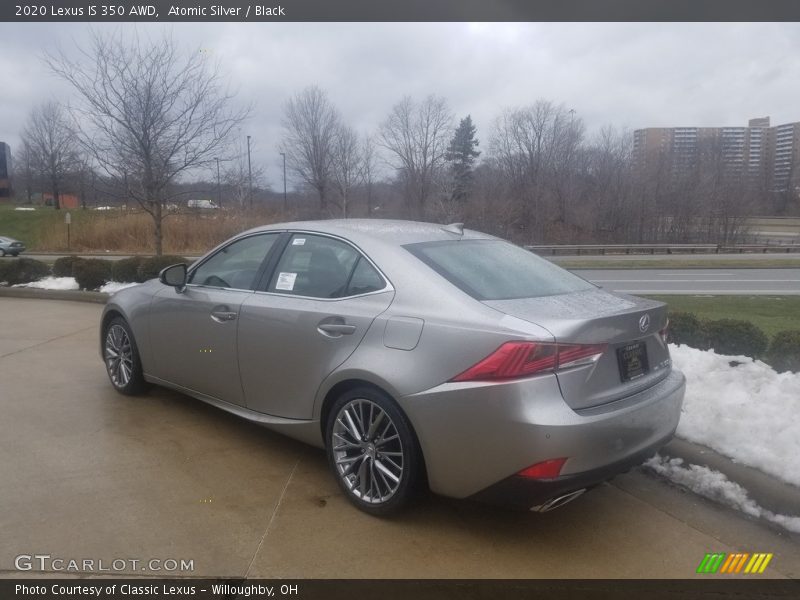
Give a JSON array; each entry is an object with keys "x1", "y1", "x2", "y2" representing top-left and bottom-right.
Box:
[{"x1": 639, "y1": 314, "x2": 651, "y2": 333}]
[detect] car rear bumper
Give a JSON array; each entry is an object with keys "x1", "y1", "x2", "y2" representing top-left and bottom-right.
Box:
[
  {"x1": 469, "y1": 431, "x2": 674, "y2": 510},
  {"x1": 400, "y1": 368, "x2": 685, "y2": 504}
]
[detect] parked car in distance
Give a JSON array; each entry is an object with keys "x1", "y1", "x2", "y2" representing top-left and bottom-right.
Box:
[
  {"x1": 0, "y1": 236, "x2": 26, "y2": 256},
  {"x1": 100, "y1": 220, "x2": 685, "y2": 515},
  {"x1": 187, "y1": 199, "x2": 219, "y2": 210}
]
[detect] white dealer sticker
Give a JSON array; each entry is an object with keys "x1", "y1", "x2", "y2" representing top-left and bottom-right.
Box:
[
  {"x1": 292, "y1": 238, "x2": 306, "y2": 245},
  {"x1": 275, "y1": 272, "x2": 297, "y2": 291}
]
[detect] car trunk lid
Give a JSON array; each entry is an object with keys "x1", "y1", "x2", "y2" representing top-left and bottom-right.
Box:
[{"x1": 483, "y1": 288, "x2": 671, "y2": 410}]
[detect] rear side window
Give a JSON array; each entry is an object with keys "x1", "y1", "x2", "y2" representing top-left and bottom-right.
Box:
[
  {"x1": 346, "y1": 257, "x2": 385, "y2": 296},
  {"x1": 267, "y1": 234, "x2": 384, "y2": 299},
  {"x1": 405, "y1": 239, "x2": 594, "y2": 300}
]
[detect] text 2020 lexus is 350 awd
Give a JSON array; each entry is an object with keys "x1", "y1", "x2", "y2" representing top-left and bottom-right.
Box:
[{"x1": 101, "y1": 220, "x2": 685, "y2": 515}]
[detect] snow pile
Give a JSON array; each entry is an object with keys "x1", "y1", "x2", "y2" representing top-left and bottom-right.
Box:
[
  {"x1": 99, "y1": 281, "x2": 138, "y2": 294},
  {"x1": 645, "y1": 455, "x2": 800, "y2": 533},
  {"x1": 670, "y1": 344, "x2": 800, "y2": 488},
  {"x1": 14, "y1": 277, "x2": 79, "y2": 291},
  {"x1": 11, "y1": 277, "x2": 138, "y2": 294}
]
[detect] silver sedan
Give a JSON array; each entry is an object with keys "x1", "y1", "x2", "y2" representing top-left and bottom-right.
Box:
[
  {"x1": 101, "y1": 220, "x2": 685, "y2": 515},
  {"x1": 0, "y1": 236, "x2": 26, "y2": 257}
]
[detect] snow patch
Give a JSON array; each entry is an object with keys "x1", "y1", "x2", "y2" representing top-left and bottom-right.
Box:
[
  {"x1": 14, "y1": 277, "x2": 79, "y2": 291},
  {"x1": 645, "y1": 455, "x2": 800, "y2": 534},
  {"x1": 99, "y1": 281, "x2": 139, "y2": 294},
  {"x1": 670, "y1": 344, "x2": 800, "y2": 488}
]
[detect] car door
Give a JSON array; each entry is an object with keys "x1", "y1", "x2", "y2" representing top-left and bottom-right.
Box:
[
  {"x1": 148, "y1": 232, "x2": 281, "y2": 405},
  {"x1": 238, "y1": 232, "x2": 394, "y2": 418}
]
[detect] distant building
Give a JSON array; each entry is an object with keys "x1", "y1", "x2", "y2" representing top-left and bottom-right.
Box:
[
  {"x1": 633, "y1": 117, "x2": 800, "y2": 193},
  {"x1": 42, "y1": 193, "x2": 80, "y2": 209},
  {"x1": 0, "y1": 142, "x2": 11, "y2": 199}
]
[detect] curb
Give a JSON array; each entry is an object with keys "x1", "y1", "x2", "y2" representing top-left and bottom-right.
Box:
[
  {"x1": 660, "y1": 437, "x2": 800, "y2": 518},
  {"x1": 0, "y1": 287, "x2": 108, "y2": 304}
]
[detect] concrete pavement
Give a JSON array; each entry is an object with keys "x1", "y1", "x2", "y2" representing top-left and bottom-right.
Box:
[{"x1": 1, "y1": 298, "x2": 798, "y2": 579}]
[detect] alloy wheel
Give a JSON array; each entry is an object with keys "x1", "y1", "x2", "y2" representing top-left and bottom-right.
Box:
[
  {"x1": 331, "y1": 398, "x2": 405, "y2": 504},
  {"x1": 105, "y1": 324, "x2": 134, "y2": 388}
]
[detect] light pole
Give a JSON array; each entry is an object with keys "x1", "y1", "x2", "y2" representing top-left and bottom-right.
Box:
[
  {"x1": 246, "y1": 135, "x2": 253, "y2": 209},
  {"x1": 215, "y1": 157, "x2": 221, "y2": 209},
  {"x1": 279, "y1": 152, "x2": 287, "y2": 212}
]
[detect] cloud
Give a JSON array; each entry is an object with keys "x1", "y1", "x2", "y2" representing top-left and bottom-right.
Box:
[{"x1": 2, "y1": 22, "x2": 799, "y2": 186}]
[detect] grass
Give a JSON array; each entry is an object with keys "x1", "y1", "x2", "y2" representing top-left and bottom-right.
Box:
[
  {"x1": 0, "y1": 204, "x2": 283, "y2": 254},
  {"x1": 644, "y1": 295, "x2": 800, "y2": 338},
  {"x1": 0, "y1": 204, "x2": 72, "y2": 248},
  {"x1": 555, "y1": 258, "x2": 800, "y2": 269}
]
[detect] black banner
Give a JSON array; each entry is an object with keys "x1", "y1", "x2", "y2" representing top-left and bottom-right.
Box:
[
  {"x1": 3, "y1": 579, "x2": 800, "y2": 600},
  {"x1": 3, "y1": 0, "x2": 800, "y2": 23}
]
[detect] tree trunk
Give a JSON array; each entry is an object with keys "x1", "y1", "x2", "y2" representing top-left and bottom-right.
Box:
[
  {"x1": 153, "y1": 202, "x2": 163, "y2": 256},
  {"x1": 52, "y1": 179, "x2": 61, "y2": 210}
]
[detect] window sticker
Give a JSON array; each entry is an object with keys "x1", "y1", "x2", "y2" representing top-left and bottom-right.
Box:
[
  {"x1": 275, "y1": 272, "x2": 297, "y2": 291},
  {"x1": 292, "y1": 238, "x2": 306, "y2": 245}
]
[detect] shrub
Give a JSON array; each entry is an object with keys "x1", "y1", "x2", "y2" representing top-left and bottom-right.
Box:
[
  {"x1": 0, "y1": 258, "x2": 51, "y2": 286},
  {"x1": 705, "y1": 318, "x2": 769, "y2": 358},
  {"x1": 766, "y1": 330, "x2": 800, "y2": 373},
  {"x1": 73, "y1": 259, "x2": 112, "y2": 290},
  {"x1": 52, "y1": 255, "x2": 85, "y2": 277},
  {"x1": 111, "y1": 256, "x2": 147, "y2": 283},
  {"x1": 136, "y1": 255, "x2": 188, "y2": 282},
  {"x1": 667, "y1": 311, "x2": 709, "y2": 349}
]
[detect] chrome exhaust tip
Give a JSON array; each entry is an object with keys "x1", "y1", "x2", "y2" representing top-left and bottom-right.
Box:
[{"x1": 530, "y1": 488, "x2": 586, "y2": 513}]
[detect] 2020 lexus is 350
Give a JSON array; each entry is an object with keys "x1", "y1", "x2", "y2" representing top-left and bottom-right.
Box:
[{"x1": 101, "y1": 220, "x2": 685, "y2": 515}]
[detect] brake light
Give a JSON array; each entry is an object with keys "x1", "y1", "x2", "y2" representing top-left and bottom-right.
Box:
[
  {"x1": 517, "y1": 458, "x2": 568, "y2": 479},
  {"x1": 659, "y1": 319, "x2": 669, "y2": 344},
  {"x1": 451, "y1": 341, "x2": 607, "y2": 382}
]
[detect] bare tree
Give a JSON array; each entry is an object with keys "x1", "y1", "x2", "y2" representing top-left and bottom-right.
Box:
[
  {"x1": 13, "y1": 141, "x2": 36, "y2": 205},
  {"x1": 22, "y1": 101, "x2": 79, "y2": 210},
  {"x1": 223, "y1": 135, "x2": 267, "y2": 209},
  {"x1": 280, "y1": 86, "x2": 340, "y2": 212},
  {"x1": 488, "y1": 101, "x2": 583, "y2": 240},
  {"x1": 330, "y1": 124, "x2": 361, "y2": 218},
  {"x1": 379, "y1": 95, "x2": 453, "y2": 219},
  {"x1": 359, "y1": 134, "x2": 379, "y2": 217},
  {"x1": 46, "y1": 31, "x2": 249, "y2": 254}
]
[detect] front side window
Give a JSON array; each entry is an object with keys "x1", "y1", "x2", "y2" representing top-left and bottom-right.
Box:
[
  {"x1": 189, "y1": 233, "x2": 278, "y2": 290},
  {"x1": 266, "y1": 234, "x2": 384, "y2": 298},
  {"x1": 405, "y1": 239, "x2": 595, "y2": 300}
]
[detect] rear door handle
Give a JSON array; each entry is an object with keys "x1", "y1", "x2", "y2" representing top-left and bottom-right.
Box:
[
  {"x1": 317, "y1": 323, "x2": 356, "y2": 337},
  {"x1": 210, "y1": 306, "x2": 237, "y2": 323}
]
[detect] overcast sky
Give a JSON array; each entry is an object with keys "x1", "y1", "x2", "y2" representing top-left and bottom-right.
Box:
[{"x1": 1, "y1": 22, "x2": 798, "y2": 187}]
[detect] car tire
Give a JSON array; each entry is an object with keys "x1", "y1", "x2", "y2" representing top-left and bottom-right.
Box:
[
  {"x1": 325, "y1": 387, "x2": 422, "y2": 516},
  {"x1": 0, "y1": 249, "x2": 5, "y2": 257},
  {"x1": 10, "y1": 253, "x2": 18, "y2": 257},
  {"x1": 103, "y1": 317, "x2": 148, "y2": 395}
]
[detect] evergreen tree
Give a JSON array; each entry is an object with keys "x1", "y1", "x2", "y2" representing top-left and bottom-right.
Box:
[{"x1": 446, "y1": 115, "x2": 480, "y2": 202}]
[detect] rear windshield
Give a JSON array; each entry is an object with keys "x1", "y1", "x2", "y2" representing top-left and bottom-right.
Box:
[{"x1": 405, "y1": 239, "x2": 595, "y2": 301}]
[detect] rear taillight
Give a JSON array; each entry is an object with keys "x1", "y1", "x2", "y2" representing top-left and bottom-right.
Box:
[
  {"x1": 659, "y1": 319, "x2": 669, "y2": 344},
  {"x1": 451, "y1": 341, "x2": 607, "y2": 382}
]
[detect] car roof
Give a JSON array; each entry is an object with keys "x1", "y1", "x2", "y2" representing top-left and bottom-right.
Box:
[{"x1": 244, "y1": 219, "x2": 497, "y2": 247}]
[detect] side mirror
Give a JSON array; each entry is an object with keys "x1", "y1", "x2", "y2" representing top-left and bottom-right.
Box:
[{"x1": 159, "y1": 263, "x2": 187, "y2": 291}]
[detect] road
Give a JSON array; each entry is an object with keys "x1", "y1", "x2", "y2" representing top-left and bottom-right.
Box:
[
  {"x1": 1, "y1": 298, "x2": 798, "y2": 579},
  {"x1": 575, "y1": 268, "x2": 800, "y2": 295},
  {"x1": 4, "y1": 254, "x2": 800, "y2": 294},
  {"x1": 550, "y1": 252, "x2": 800, "y2": 263}
]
